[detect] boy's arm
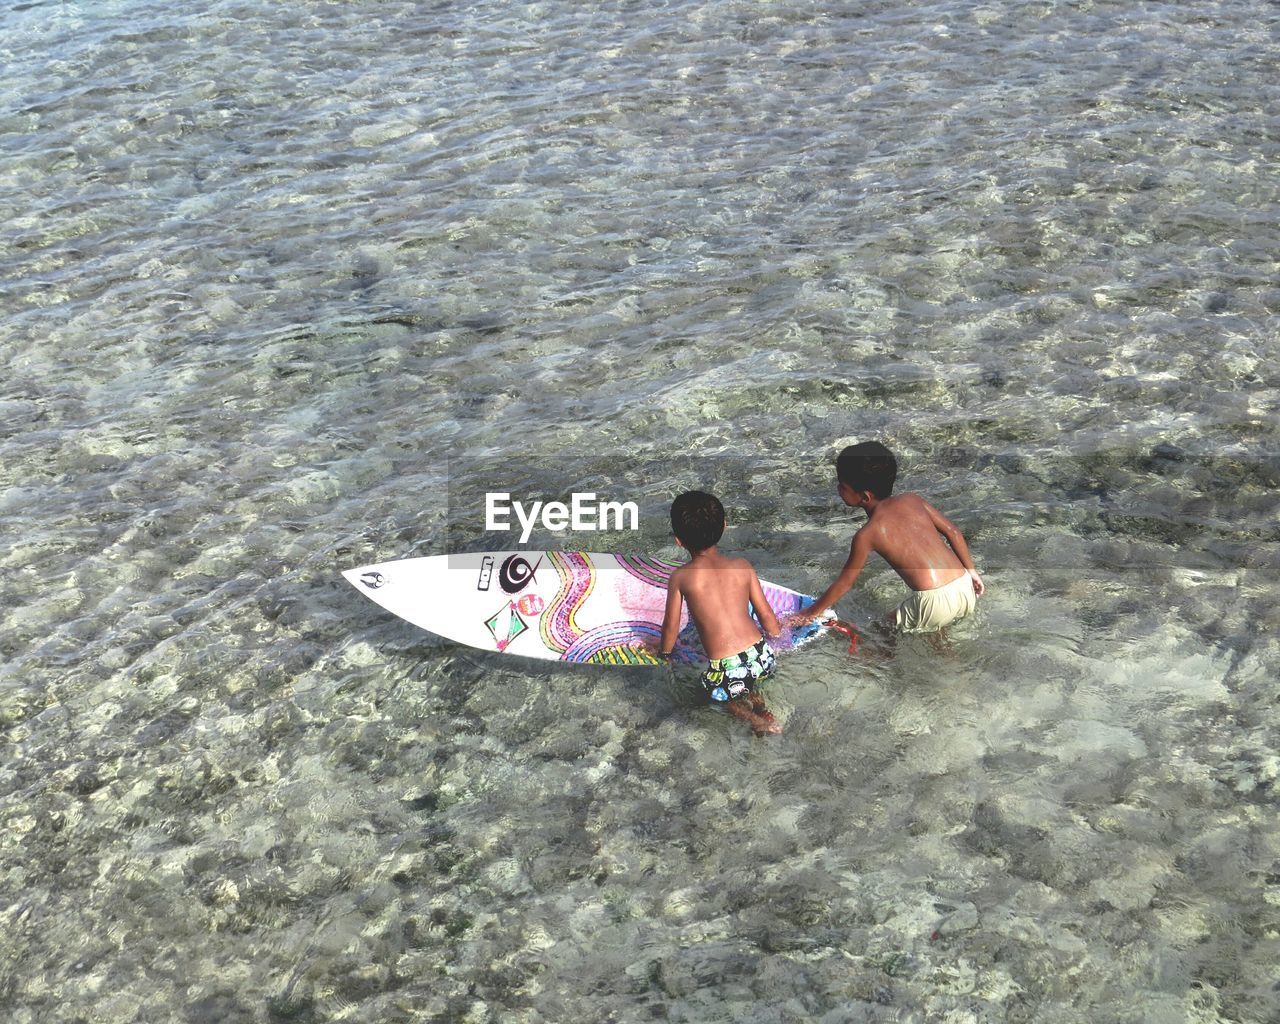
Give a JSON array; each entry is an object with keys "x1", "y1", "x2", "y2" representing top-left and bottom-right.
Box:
[
  {"x1": 658, "y1": 576, "x2": 685, "y2": 655},
  {"x1": 803, "y1": 528, "x2": 872, "y2": 620},
  {"x1": 747, "y1": 567, "x2": 782, "y2": 639},
  {"x1": 924, "y1": 501, "x2": 985, "y2": 596}
]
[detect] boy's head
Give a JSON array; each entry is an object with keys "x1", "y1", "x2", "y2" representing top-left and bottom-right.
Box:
[
  {"x1": 670, "y1": 490, "x2": 725, "y2": 553},
  {"x1": 836, "y1": 441, "x2": 897, "y2": 500}
]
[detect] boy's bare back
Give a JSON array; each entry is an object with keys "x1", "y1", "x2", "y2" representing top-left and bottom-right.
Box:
[
  {"x1": 664, "y1": 550, "x2": 780, "y2": 660},
  {"x1": 857, "y1": 492, "x2": 971, "y2": 591}
]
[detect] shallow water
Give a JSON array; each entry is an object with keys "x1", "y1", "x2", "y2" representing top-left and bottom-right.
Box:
[{"x1": 2, "y1": 1, "x2": 1279, "y2": 1021}]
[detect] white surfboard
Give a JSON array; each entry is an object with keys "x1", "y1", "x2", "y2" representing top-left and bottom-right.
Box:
[{"x1": 342, "y1": 551, "x2": 831, "y2": 666}]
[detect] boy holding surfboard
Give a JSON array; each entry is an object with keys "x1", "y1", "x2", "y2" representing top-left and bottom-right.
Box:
[
  {"x1": 796, "y1": 441, "x2": 984, "y2": 632},
  {"x1": 658, "y1": 490, "x2": 785, "y2": 735}
]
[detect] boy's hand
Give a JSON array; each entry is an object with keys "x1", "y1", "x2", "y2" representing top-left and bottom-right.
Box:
[{"x1": 969, "y1": 570, "x2": 985, "y2": 597}]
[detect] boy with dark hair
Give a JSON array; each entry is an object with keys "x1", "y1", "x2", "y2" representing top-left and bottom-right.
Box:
[
  {"x1": 799, "y1": 442, "x2": 984, "y2": 633},
  {"x1": 660, "y1": 490, "x2": 784, "y2": 735}
]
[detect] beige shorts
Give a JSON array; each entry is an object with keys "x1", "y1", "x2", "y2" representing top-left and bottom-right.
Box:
[{"x1": 894, "y1": 572, "x2": 977, "y2": 634}]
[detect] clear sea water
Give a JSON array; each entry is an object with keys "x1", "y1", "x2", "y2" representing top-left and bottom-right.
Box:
[{"x1": 3, "y1": 1, "x2": 1279, "y2": 1021}]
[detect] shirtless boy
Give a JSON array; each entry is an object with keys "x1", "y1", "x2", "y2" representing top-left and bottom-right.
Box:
[
  {"x1": 799, "y1": 442, "x2": 984, "y2": 632},
  {"x1": 659, "y1": 490, "x2": 784, "y2": 735}
]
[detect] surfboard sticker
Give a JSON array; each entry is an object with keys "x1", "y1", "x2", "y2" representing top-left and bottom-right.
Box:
[{"x1": 342, "y1": 551, "x2": 829, "y2": 666}]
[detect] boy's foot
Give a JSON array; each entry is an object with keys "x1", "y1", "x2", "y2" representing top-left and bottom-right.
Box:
[
  {"x1": 728, "y1": 697, "x2": 783, "y2": 735},
  {"x1": 749, "y1": 694, "x2": 783, "y2": 735},
  {"x1": 753, "y1": 712, "x2": 783, "y2": 736}
]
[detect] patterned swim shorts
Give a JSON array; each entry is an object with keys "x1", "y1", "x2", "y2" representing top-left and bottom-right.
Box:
[{"x1": 700, "y1": 636, "x2": 777, "y2": 702}]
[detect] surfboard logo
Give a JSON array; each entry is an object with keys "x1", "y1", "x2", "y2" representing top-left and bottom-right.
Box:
[
  {"x1": 359, "y1": 571, "x2": 387, "y2": 590},
  {"x1": 476, "y1": 555, "x2": 494, "y2": 591},
  {"x1": 498, "y1": 554, "x2": 542, "y2": 594},
  {"x1": 484, "y1": 600, "x2": 528, "y2": 651}
]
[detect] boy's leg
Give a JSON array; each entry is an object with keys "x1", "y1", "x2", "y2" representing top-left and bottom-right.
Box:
[
  {"x1": 746, "y1": 664, "x2": 781, "y2": 734},
  {"x1": 726, "y1": 696, "x2": 781, "y2": 735}
]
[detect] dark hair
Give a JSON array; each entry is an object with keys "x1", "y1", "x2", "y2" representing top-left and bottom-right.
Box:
[
  {"x1": 670, "y1": 490, "x2": 725, "y2": 553},
  {"x1": 836, "y1": 442, "x2": 897, "y2": 498}
]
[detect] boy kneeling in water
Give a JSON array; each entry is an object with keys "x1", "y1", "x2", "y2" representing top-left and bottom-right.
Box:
[
  {"x1": 658, "y1": 491, "x2": 784, "y2": 735},
  {"x1": 797, "y1": 441, "x2": 984, "y2": 633}
]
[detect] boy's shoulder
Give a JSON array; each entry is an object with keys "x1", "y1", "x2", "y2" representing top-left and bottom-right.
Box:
[
  {"x1": 852, "y1": 492, "x2": 927, "y2": 539},
  {"x1": 670, "y1": 552, "x2": 753, "y2": 582},
  {"x1": 877, "y1": 491, "x2": 928, "y2": 516},
  {"x1": 896, "y1": 490, "x2": 929, "y2": 506}
]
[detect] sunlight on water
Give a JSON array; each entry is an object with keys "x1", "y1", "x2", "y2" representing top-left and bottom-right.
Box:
[{"x1": 1, "y1": 0, "x2": 1278, "y2": 1021}]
